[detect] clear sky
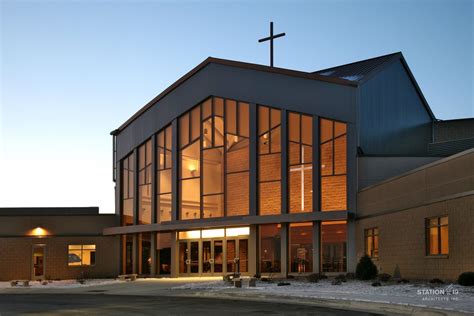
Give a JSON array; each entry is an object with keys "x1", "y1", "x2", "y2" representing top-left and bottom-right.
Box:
[{"x1": 1, "y1": 0, "x2": 473, "y2": 213}]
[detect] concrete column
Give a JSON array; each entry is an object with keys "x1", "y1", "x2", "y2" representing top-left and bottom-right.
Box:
[
  {"x1": 312, "y1": 221, "x2": 321, "y2": 273},
  {"x1": 171, "y1": 119, "x2": 179, "y2": 221},
  {"x1": 150, "y1": 232, "x2": 157, "y2": 276},
  {"x1": 346, "y1": 217, "x2": 356, "y2": 273},
  {"x1": 170, "y1": 231, "x2": 179, "y2": 278},
  {"x1": 248, "y1": 224, "x2": 258, "y2": 276},
  {"x1": 281, "y1": 109, "x2": 288, "y2": 214},
  {"x1": 280, "y1": 223, "x2": 288, "y2": 277},
  {"x1": 249, "y1": 104, "x2": 258, "y2": 216},
  {"x1": 132, "y1": 233, "x2": 138, "y2": 274}
]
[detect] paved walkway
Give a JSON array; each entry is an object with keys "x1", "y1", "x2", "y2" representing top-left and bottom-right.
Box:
[
  {"x1": 1, "y1": 278, "x2": 472, "y2": 315},
  {"x1": 0, "y1": 293, "x2": 376, "y2": 316}
]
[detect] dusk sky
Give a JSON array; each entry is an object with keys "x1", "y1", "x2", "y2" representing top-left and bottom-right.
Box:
[{"x1": 1, "y1": 0, "x2": 472, "y2": 213}]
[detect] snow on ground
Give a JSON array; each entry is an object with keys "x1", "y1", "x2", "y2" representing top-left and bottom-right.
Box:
[
  {"x1": 0, "y1": 279, "x2": 121, "y2": 289},
  {"x1": 173, "y1": 279, "x2": 474, "y2": 313}
]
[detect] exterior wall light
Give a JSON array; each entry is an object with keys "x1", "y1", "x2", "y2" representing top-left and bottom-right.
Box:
[{"x1": 30, "y1": 226, "x2": 48, "y2": 237}]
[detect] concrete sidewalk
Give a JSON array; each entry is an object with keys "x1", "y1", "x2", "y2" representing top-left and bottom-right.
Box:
[{"x1": 1, "y1": 278, "x2": 472, "y2": 315}]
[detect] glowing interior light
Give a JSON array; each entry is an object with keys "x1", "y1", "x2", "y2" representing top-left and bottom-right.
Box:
[
  {"x1": 233, "y1": 135, "x2": 239, "y2": 142},
  {"x1": 178, "y1": 230, "x2": 201, "y2": 239},
  {"x1": 263, "y1": 133, "x2": 268, "y2": 140},
  {"x1": 202, "y1": 229, "x2": 225, "y2": 238},
  {"x1": 225, "y1": 227, "x2": 250, "y2": 237}
]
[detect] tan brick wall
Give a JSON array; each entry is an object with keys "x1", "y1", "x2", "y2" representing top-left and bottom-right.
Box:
[
  {"x1": 358, "y1": 151, "x2": 474, "y2": 217},
  {"x1": 356, "y1": 151, "x2": 474, "y2": 281},
  {"x1": 0, "y1": 236, "x2": 119, "y2": 281},
  {"x1": 356, "y1": 194, "x2": 474, "y2": 281}
]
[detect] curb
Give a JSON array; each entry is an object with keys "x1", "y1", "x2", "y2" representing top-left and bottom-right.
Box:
[{"x1": 178, "y1": 291, "x2": 470, "y2": 316}]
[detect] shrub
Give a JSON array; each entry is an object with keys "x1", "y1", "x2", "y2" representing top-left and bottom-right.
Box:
[
  {"x1": 307, "y1": 273, "x2": 320, "y2": 283},
  {"x1": 398, "y1": 279, "x2": 410, "y2": 284},
  {"x1": 429, "y1": 278, "x2": 444, "y2": 284},
  {"x1": 371, "y1": 281, "x2": 382, "y2": 287},
  {"x1": 335, "y1": 274, "x2": 347, "y2": 282},
  {"x1": 345, "y1": 272, "x2": 356, "y2": 280},
  {"x1": 378, "y1": 273, "x2": 392, "y2": 282},
  {"x1": 458, "y1": 272, "x2": 474, "y2": 286},
  {"x1": 356, "y1": 255, "x2": 378, "y2": 280}
]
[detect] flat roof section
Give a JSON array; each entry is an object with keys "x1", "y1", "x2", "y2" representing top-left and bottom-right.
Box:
[{"x1": 0, "y1": 207, "x2": 103, "y2": 216}]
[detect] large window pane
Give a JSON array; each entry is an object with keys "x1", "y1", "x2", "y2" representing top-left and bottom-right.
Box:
[
  {"x1": 226, "y1": 172, "x2": 249, "y2": 216},
  {"x1": 321, "y1": 118, "x2": 347, "y2": 211},
  {"x1": 139, "y1": 233, "x2": 151, "y2": 275},
  {"x1": 321, "y1": 221, "x2": 347, "y2": 273},
  {"x1": 157, "y1": 233, "x2": 172, "y2": 274},
  {"x1": 180, "y1": 178, "x2": 200, "y2": 220},
  {"x1": 122, "y1": 153, "x2": 135, "y2": 226},
  {"x1": 181, "y1": 141, "x2": 200, "y2": 179},
  {"x1": 203, "y1": 148, "x2": 224, "y2": 195},
  {"x1": 260, "y1": 224, "x2": 281, "y2": 273},
  {"x1": 259, "y1": 182, "x2": 281, "y2": 215},
  {"x1": 203, "y1": 194, "x2": 224, "y2": 218},
  {"x1": 289, "y1": 223, "x2": 313, "y2": 273}
]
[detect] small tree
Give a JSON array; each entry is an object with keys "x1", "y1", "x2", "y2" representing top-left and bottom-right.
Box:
[{"x1": 356, "y1": 255, "x2": 378, "y2": 280}]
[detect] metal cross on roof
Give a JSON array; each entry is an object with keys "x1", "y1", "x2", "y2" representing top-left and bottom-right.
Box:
[{"x1": 258, "y1": 22, "x2": 286, "y2": 67}]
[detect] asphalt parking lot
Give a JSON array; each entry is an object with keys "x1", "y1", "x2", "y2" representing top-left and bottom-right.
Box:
[{"x1": 0, "y1": 294, "x2": 379, "y2": 315}]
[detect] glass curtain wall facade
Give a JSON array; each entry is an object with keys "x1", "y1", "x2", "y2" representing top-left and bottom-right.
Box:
[
  {"x1": 288, "y1": 112, "x2": 313, "y2": 213},
  {"x1": 121, "y1": 153, "x2": 135, "y2": 226},
  {"x1": 157, "y1": 126, "x2": 172, "y2": 222},
  {"x1": 119, "y1": 97, "x2": 349, "y2": 276},
  {"x1": 320, "y1": 119, "x2": 347, "y2": 211},
  {"x1": 179, "y1": 97, "x2": 250, "y2": 220},
  {"x1": 258, "y1": 106, "x2": 282, "y2": 215},
  {"x1": 138, "y1": 140, "x2": 152, "y2": 224}
]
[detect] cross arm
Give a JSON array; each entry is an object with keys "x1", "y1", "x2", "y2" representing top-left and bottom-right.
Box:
[{"x1": 258, "y1": 32, "x2": 286, "y2": 42}]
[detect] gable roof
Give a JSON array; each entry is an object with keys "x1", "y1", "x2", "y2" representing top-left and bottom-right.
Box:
[
  {"x1": 113, "y1": 57, "x2": 357, "y2": 134},
  {"x1": 314, "y1": 52, "x2": 401, "y2": 82},
  {"x1": 314, "y1": 52, "x2": 435, "y2": 120}
]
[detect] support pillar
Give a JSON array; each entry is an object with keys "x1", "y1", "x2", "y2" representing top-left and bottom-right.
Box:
[
  {"x1": 280, "y1": 223, "x2": 288, "y2": 278},
  {"x1": 312, "y1": 222, "x2": 321, "y2": 273},
  {"x1": 248, "y1": 224, "x2": 258, "y2": 276},
  {"x1": 150, "y1": 232, "x2": 157, "y2": 276},
  {"x1": 170, "y1": 231, "x2": 179, "y2": 278}
]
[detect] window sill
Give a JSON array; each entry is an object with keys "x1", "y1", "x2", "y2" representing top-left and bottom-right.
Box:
[{"x1": 425, "y1": 255, "x2": 449, "y2": 259}]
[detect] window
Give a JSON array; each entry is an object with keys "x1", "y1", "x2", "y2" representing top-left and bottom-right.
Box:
[
  {"x1": 321, "y1": 221, "x2": 346, "y2": 272},
  {"x1": 426, "y1": 216, "x2": 449, "y2": 255},
  {"x1": 289, "y1": 222, "x2": 313, "y2": 273},
  {"x1": 225, "y1": 100, "x2": 250, "y2": 216},
  {"x1": 258, "y1": 106, "x2": 281, "y2": 215},
  {"x1": 138, "y1": 140, "x2": 152, "y2": 224},
  {"x1": 122, "y1": 235, "x2": 133, "y2": 274},
  {"x1": 288, "y1": 112, "x2": 313, "y2": 213},
  {"x1": 139, "y1": 233, "x2": 151, "y2": 275},
  {"x1": 320, "y1": 119, "x2": 347, "y2": 211},
  {"x1": 157, "y1": 125, "x2": 172, "y2": 222},
  {"x1": 364, "y1": 227, "x2": 379, "y2": 259},
  {"x1": 260, "y1": 224, "x2": 281, "y2": 273},
  {"x1": 68, "y1": 245, "x2": 96, "y2": 266},
  {"x1": 156, "y1": 232, "x2": 172, "y2": 275},
  {"x1": 179, "y1": 97, "x2": 250, "y2": 220},
  {"x1": 122, "y1": 153, "x2": 135, "y2": 226}
]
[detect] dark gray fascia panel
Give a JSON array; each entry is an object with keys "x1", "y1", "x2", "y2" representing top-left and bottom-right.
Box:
[{"x1": 116, "y1": 63, "x2": 357, "y2": 160}]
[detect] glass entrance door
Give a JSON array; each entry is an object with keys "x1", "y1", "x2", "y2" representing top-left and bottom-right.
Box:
[
  {"x1": 226, "y1": 239, "x2": 248, "y2": 273},
  {"x1": 32, "y1": 245, "x2": 45, "y2": 279},
  {"x1": 202, "y1": 239, "x2": 224, "y2": 275},
  {"x1": 179, "y1": 241, "x2": 200, "y2": 275}
]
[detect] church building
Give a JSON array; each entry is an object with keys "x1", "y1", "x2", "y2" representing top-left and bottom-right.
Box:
[{"x1": 104, "y1": 51, "x2": 474, "y2": 280}]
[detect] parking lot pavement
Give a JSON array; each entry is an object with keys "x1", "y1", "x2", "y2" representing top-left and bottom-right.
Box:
[{"x1": 0, "y1": 294, "x2": 379, "y2": 316}]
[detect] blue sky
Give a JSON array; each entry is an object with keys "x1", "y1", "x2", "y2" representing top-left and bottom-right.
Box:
[{"x1": 1, "y1": 0, "x2": 473, "y2": 212}]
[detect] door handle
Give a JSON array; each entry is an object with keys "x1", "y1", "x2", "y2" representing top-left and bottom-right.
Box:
[
  {"x1": 185, "y1": 259, "x2": 191, "y2": 265},
  {"x1": 209, "y1": 259, "x2": 214, "y2": 264}
]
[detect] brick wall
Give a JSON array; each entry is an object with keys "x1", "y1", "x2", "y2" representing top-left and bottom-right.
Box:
[
  {"x1": 0, "y1": 236, "x2": 119, "y2": 281},
  {"x1": 356, "y1": 195, "x2": 474, "y2": 281}
]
